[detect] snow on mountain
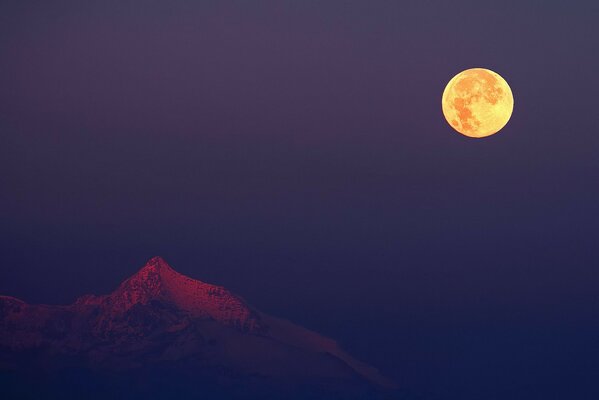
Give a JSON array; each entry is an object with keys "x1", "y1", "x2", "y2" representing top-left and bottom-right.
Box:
[{"x1": 0, "y1": 256, "x2": 394, "y2": 396}]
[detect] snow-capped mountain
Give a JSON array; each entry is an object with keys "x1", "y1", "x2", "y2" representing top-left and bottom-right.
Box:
[{"x1": 0, "y1": 257, "x2": 395, "y2": 399}]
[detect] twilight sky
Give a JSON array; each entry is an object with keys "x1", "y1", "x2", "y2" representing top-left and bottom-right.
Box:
[{"x1": 1, "y1": 1, "x2": 599, "y2": 399}]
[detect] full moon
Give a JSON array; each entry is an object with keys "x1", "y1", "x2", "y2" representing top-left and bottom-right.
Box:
[{"x1": 442, "y1": 68, "x2": 514, "y2": 138}]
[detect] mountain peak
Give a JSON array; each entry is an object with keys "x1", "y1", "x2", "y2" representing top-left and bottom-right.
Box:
[
  {"x1": 125, "y1": 256, "x2": 181, "y2": 291},
  {"x1": 142, "y1": 256, "x2": 174, "y2": 273},
  {"x1": 0, "y1": 256, "x2": 394, "y2": 394},
  {"x1": 79, "y1": 257, "x2": 264, "y2": 333}
]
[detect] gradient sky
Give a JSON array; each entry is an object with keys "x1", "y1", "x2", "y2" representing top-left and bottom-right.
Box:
[{"x1": 2, "y1": 1, "x2": 599, "y2": 399}]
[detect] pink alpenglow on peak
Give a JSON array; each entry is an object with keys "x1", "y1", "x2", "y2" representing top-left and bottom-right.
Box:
[
  {"x1": 0, "y1": 256, "x2": 394, "y2": 393},
  {"x1": 77, "y1": 256, "x2": 263, "y2": 333}
]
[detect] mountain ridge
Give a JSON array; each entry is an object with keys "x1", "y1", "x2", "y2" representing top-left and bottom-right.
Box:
[
  {"x1": 75, "y1": 256, "x2": 264, "y2": 333},
  {"x1": 0, "y1": 256, "x2": 394, "y2": 397}
]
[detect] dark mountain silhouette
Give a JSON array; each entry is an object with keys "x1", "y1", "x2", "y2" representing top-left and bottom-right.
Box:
[{"x1": 0, "y1": 257, "x2": 400, "y2": 399}]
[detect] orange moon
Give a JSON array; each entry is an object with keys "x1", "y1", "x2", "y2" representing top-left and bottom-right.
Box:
[{"x1": 442, "y1": 68, "x2": 514, "y2": 138}]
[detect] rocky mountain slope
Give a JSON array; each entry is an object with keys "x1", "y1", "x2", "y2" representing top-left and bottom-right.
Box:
[{"x1": 0, "y1": 257, "x2": 396, "y2": 399}]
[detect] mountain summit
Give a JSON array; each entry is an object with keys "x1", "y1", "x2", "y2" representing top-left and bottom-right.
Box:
[
  {"x1": 76, "y1": 256, "x2": 263, "y2": 333},
  {"x1": 0, "y1": 257, "x2": 394, "y2": 399}
]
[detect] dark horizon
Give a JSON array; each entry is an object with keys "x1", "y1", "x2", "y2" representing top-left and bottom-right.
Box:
[{"x1": 2, "y1": 1, "x2": 599, "y2": 399}]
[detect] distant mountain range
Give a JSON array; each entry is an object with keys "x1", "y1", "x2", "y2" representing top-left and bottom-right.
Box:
[{"x1": 0, "y1": 257, "x2": 400, "y2": 399}]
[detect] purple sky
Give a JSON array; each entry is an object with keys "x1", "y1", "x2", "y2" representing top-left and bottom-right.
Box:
[{"x1": 2, "y1": 1, "x2": 599, "y2": 399}]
